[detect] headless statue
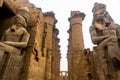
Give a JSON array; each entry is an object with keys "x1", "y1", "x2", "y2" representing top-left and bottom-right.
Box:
[{"x1": 0, "y1": 14, "x2": 30, "y2": 80}]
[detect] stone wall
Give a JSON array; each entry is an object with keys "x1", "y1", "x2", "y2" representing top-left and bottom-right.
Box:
[
  {"x1": 43, "y1": 11, "x2": 61, "y2": 80},
  {"x1": 0, "y1": 0, "x2": 60, "y2": 80}
]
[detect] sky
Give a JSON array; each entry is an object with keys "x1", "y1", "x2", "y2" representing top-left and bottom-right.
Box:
[{"x1": 29, "y1": 0, "x2": 120, "y2": 71}]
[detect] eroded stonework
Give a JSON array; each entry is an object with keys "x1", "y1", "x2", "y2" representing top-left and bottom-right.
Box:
[
  {"x1": 0, "y1": 14, "x2": 30, "y2": 80},
  {"x1": 90, "y1": 2, "x2": 120, "y2": 80},
  {"x1": 67, "y1": 2, "x2": 120, "y2": 80},
  {"x1": 0, "y1": 0, "x2": 60, "y2": 80},
  {"x1": 1, "y1": 0, "x2": 120, "y2": 80}
]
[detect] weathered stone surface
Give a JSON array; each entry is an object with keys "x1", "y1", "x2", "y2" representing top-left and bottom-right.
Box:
[
  {"x1": 0, "y1": 13, "x2": 30, "y2": 80},
  {"x1": 0, "y1": 0, "x2": 60, "y2": 80},
  {"x1": 67, "y1": 11, "x2": 92, "y2": 80},
  {"x1": 90, "y1": 2, "x2": 120, "y2": 80},
  {"x1": 4, "y1": 0, "x2": 120, "y2": 80},
  {"x1": 0, "y1": 0, "x2": 3, "y2": 7},
  {"x1": 43, "y1": 11, "x2": 59, "y2": 80},
  {"x1": 52, "y1": 28, "x2": 60, "y2": 80}
]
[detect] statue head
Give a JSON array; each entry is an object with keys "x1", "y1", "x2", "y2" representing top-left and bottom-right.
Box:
[
  {"x1": 92, "y1": 2, "x2": 114, "y2": 25},
  {"x1": 17, "y1": 7, "x2": 30, "y2": 12},
  {"x1": 16, "y1": 7, "x2": 30, "y2": 24},
  {"x1": 92, "y1": 2, "x2": 106, "y2": 16},
  {"x1": 14, "y1": 14, "x2": 27, "y2": 27}
]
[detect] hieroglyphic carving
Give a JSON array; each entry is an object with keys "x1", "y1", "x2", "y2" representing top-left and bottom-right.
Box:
[{"x1": 90, "y1": 2, "x2": 120, "y2": 80}]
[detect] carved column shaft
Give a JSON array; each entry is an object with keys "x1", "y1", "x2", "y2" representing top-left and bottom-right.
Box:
[
  {"x1": 52, "y1": 28, "x2": 60, "y2": 80},
  {"x1": 69, "y1": 11, "x2": 85, "y2": 51},
  {"x1": 67, "y1": 29, "x2": 73, "y2": 80},
  {"x1": 44, "y1": 12, "x2": 57, "y2": 80},
  {"x1": 68, "y1": 11, "x2": 86, "y2": 80}
]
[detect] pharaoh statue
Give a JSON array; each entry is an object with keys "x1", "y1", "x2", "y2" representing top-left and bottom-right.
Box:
[
  {"x1": 0, "y1": 9, "x2": 30, "y2": 80},
  {"x1": 90, "y1": 2, "x2": 120, "y2": 80}
]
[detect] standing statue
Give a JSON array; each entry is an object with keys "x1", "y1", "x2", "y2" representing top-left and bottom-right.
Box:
[
  {"x1": 90, "y1": 2, "x2": 120, "y2": 80},
  {"x1": 0, "y1": 14, "x2": 30, "y2": 80}
]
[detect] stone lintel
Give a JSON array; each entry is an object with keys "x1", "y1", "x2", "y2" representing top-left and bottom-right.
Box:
[
  {"x1": 44, "y1": 11, "x2": 57, "y2": 24},
  {"x1": 68, "y1": 11, "x2": 86, "y2": 21}
]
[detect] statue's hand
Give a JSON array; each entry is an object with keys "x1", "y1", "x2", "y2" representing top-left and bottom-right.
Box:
[
  {"x1": 103, "y1": 35, "x2": 110, "y2": 39},
  {"x1": 3, "y1": 41, "x2": 27, "y2": 48},
  {"x1": 3, "y1": 41, "x2": 8, "y2": 43},
  {"x1": 3, "y1": 41, "x2": 12, "y2": 45},
  {"x1": 105, "y1": 35, "x2": 110, "y2": 37}
]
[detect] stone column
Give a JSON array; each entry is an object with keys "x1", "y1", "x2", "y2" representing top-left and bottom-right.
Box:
[
  {"x1": 68, "y1": 11, "x2": 86, "y2": 80},
  {"x1": 55, "y1": 38, "x2": 60, "y2": 80},
  {"x1": 44, "y1": 11, "x2": 57, "y2": 80},
  {"x1": 67, "y1": 28, "x2": 73, "y2": 80},
  {"x1": 52, "y1": 28, "x2": 60, "y2": 80},
  {"x1": 68, "y1": 11, "x2": 85, "y2": 50}
]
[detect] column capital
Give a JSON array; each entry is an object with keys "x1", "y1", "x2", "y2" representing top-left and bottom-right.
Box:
[
  {"x1": 44, "y1": 11, "x2": 57, "y2": 24},
  {"x1": 68, "y1": 11, "x2": 86, "y2": 21}
]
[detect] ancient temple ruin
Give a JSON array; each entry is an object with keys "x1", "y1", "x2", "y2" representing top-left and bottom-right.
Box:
[
  {"x1": 89, "y1": 2, "x2": 120, "y2": 80},
  {"x1": 0, "y1": 0, "x2": 120, "y2": 80},
  {"x1": 0, "y1": 0, "x2": 60, "y2": 80},
  {"x1": 67, "y1": 2, "x2": 120, "y2": 80},
  {"x1": 67, "y1": 11, "x2": 93, "y2": 80}
]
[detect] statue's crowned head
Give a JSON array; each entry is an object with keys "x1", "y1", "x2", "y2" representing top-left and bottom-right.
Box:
[{"x1": 92, "y1": 2, "x2": 106, "y2": 15}]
